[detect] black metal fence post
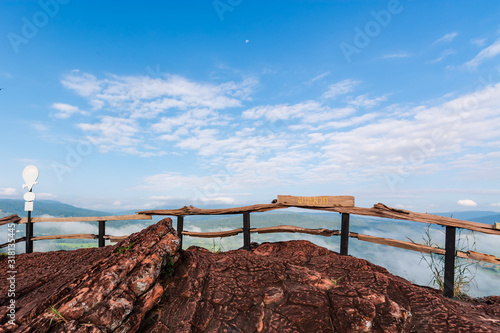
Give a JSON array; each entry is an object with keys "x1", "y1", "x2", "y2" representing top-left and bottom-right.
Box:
[
  {"x1": 243, "y1": 212, "x2": 250, "y2": 250},
  {"x1": 26, "y1": 211, "x2": 33, "y2": 253},
  {"x1": 177, "y1": 215, "x2": 184, "y2": 250},
  {"x1": 340, "y1": 213, "x2": 350, "y2": 255},
  {"x1": 98, "y1": 221, "x2": 106, "y2": 248},
  {"x1": 444, "y1": 226, "x2": 456, "y2": 298}
]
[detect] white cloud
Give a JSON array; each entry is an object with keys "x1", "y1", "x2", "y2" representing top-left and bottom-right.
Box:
[
  {"x1": 308, "y1": 72, "x2": 330, "y2": 83},
  {"x1": 61, "y1": 70, "x2": 101, "y2": 97},
  {"x1": 61, "y1": 71, "x2": 256, "y2": 118},
  {"x1": 464, "y1": 38, "x2": 500, "y2": 69},
  {"x1": 433, "y1": 32, "x2": 458, "y2": 44},
  {"x1": 58, "y1": 71, "x2": 258, "y2": 156},
  {"x1": 429, "y1": 49, "x2": 456, "y2": 63},
  {"x1": 457, "y1": 199, "x2": 477, "y2": 207},
  {"x1": 243, "y1": 101, "x2": 328, "y2": 122},
  {"x1": 470, "y1": 38, "x2": 487, "y2": 47},
  {"x1": 242, "y1": 100, "x2": 358, "y2": 126},
  {"x1": 152, "y1": 108, "x2": 227, "y2": 134},
  {"x1": 382, "y1": 53, "x2": 411, "y2": 59},
  {"x1": 51, "y1": 103, "x2": 89, "y2": 119},
  {"x1": 58, "y1": 69, "x2": 500, "y2": 199},
  {"x1": 322, "y1": 79, "x2": 360, "y2": 99},
  {"x1": 320, "y1": 112, "x2": 380, "y2": 129},
  {"x1": 77, "y1": 116, "x2": 140, "y2": 153},
  {"x1": 491, "y1": 202, "x2": 500, "y2": 207},
  {"x1": 347, "y1": 94, "x2": 388, "y2": 108},
  {"x1": 145, "y1": 81, "x2": 500, "y2": 193},
  {"x1": 0, "y1": 188, "x2": 18, "y2": 196},
  {"x1": 31, "y1": 122, "x2": 49, "y2": 132},
  {"x1": 299, "y1": 83, "x2": 500, "y2": 185},
  {"x1": 449, "y1": 152, "x2": 500, "y2": 180}
]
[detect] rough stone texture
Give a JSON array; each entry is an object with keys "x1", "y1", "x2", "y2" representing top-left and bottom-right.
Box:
[
  {"x1": 1, "y1": 222, "x2": 499, "y2": 332},
  {"x1": 0, "y1": 218, "x2": 180, "y2": 332},
  {"x1": 141, "y1": 241, "x2": 500, "y2": 332}
]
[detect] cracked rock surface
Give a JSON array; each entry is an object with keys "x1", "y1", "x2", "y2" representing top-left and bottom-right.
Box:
[{"x1": 142, "y1": 240, "x2": 500, "y2": 332}]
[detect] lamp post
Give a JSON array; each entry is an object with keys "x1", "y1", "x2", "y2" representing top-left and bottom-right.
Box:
[{"x1": 22, "y1": 165, "x2": 38, "y2": 254}]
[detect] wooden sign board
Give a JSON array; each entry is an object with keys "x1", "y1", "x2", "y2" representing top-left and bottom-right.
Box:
[
  {"x1": 495, "y1": 222, "x2": 500, "y2": 230},
  {"x1": 277, "y1": 195, "x2": 355, "y2": 208}
]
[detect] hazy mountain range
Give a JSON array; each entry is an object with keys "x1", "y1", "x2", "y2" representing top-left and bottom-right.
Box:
[{"x1": 0, "y1": 199, "x2": 110, "y2": 218}]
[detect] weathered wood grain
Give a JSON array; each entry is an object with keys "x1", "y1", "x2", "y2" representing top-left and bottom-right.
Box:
[
  {"x1": 321, "y1": 203, "x2": 500, "y2": 236},
  {"x1": 106, "y1": 235, "x2": 129, "y2": 242},
  {"x1": 277, "y1": 195, "x2": 355, "y2": 207},
  {"x1": 352, "y1": 232, "x2": 500, "y2": 265},
  {"x1": 138, "y1": 204, "x2": 286, "y2": 216},
  {"x1": 252, "y1": 225, "x2": 341, "y2": 236},
  {"x1": 182, "y1": 228, "x2": 244, "y2": 238},
  {"x1": 31, "y1": 234, "x2": 98, "y2": 240}
]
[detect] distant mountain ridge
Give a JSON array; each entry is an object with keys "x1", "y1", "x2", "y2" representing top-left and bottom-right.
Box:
[
  {"x1": 0, "y1": 199, "x2": 110, "y2": 218},
  {"x1": 434, "y1": 211, "x2": 500, "y2": 224},
  {"x1": 469, "y1": 214, "x2": 500, "y2": 224}
]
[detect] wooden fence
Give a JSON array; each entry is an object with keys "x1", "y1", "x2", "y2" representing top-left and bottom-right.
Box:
[
  {"x1": 1, "y1": 195, "x2": 499, "y2": 298},
  {"x1": 0, "y1": 214, "x2": 152, "y2": 249}
]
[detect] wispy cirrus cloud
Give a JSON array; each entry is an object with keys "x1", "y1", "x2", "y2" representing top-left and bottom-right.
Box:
[
  {"x1": 470, "y1": 38, "x2": 487, "y2": 47},
  {"x1": 464, "y1": 38, "x2": 500, "y2": 69},
  {"x1": 322, "y1": 79, "x2": 360, "y2": 100},
  {"x1": 347, "y1": 94, "x2": 388, "y2": 108},
  {"x1": 382, "y1": 53, "x2": 411, "y2": 59},
  {"x1": 429, "y1": 49, "x2": 456, "y2": 63},
  {"x1": 433, "y1": 32, "x2": 458, "y2": 44},
  {"x1": 77, "y1": 116, "x2": 142, "y2": 154},
  {"x1": 242, "y1": 101, "x2": 344, "y2": 122},
  {"x1": 307, "y1": 71, "x2": 330, "y2": 84},
  {"x1": 51, "y1": 103, "x2": 89, "y2": 119}
]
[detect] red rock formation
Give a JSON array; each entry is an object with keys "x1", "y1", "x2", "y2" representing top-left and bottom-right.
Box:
[
  {"x1": 141, "y1": 241, "x2": 500, "y2": 332},
  {"x1": 0, "y1": 218, "x2": 180, "y2": 332},
  {"x1": 1, "y1": 218, "x2": 499, "y2": 332}
]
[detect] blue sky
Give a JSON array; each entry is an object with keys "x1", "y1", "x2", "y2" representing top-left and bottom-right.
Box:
[{"x1": 1, "y1": 0, "x2": 500, "y2": 212}]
